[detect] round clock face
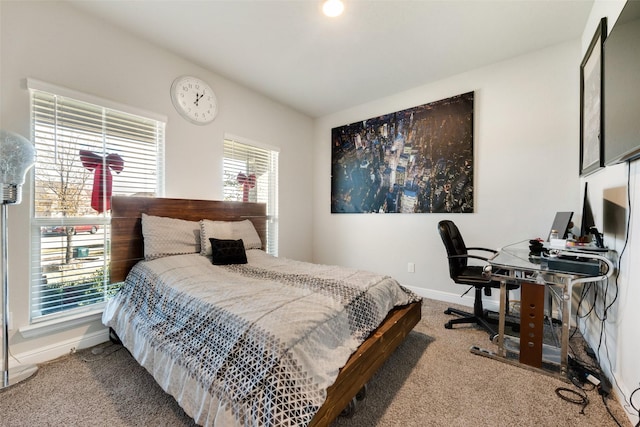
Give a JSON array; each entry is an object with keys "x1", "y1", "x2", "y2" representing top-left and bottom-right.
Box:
[{"x1": 170, "y1": 76, "x2": 218, "y2": 124}]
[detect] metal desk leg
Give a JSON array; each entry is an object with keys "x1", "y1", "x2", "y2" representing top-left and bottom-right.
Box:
[
  {"x1": 498, "y1": 280, "x2": 506, "y2": 357},
  {"x1": 560, "y1": 282, "x2": 572, "y2": 377}
]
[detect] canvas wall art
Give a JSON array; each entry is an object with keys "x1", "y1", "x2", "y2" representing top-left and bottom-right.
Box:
[
  {"x1": 579, "y1": 17, "x2": 606, "y2": 176},
  {"x1": 331, "y1": 91, "x2": 474, "y2": 213}
]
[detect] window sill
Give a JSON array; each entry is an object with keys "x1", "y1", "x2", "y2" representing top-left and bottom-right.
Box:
[{"x1": 19, "y1": 308, "x2": 105, "y2": 339}]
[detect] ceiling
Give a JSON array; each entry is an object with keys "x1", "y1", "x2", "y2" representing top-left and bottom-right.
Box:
[{"x1": 69, "y1": 0, "x2": 594, "y2": 118}]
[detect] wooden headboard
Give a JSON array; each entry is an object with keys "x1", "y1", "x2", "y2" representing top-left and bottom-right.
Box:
[{"x1": 109, "y1": 196, "x2": 267, "y2": 283}]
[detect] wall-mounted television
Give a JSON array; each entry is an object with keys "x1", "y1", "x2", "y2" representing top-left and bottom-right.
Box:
[{"x1": 604, "y1": 0, "x2": 640, "y2": 165}]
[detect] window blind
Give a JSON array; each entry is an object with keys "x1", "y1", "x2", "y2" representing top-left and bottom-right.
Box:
[
  {"x1": 29, "y1": 84, "x2": 165, "y2": 322},
  {"x1": 223, "y1": 137, "x2": 279, "y2": 255}
]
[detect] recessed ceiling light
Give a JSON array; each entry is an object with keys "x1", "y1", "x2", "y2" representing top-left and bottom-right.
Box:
[{"x1": 322, "y1": 0, "x2": 344, "y2": 18}]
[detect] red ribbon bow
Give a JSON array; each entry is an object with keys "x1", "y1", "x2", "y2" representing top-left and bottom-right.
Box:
[
  {"x1": 79, "y1": 150, "x2": 124, "y2": 213},
  {"x1": 236, "y1": 173, "x2": 256, "y2": 202}
]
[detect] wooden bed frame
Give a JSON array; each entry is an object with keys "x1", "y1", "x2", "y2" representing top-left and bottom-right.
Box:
[{"x1": 109, "y1": 196, "x2": 422, "y2": 426}]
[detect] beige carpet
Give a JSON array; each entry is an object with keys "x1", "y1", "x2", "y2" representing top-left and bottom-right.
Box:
[{"x1": 0, "y1": 299, "x2": 632, "y2": 426}]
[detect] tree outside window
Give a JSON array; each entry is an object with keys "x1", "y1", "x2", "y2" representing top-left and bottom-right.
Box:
[{"x1": 30, "y1": 82, "x2": 164, "y2": 321}]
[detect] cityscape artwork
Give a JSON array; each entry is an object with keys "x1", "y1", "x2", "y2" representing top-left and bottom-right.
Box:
[{"x1": 331, "y1": 91, "x2": 474, "y2": 213}]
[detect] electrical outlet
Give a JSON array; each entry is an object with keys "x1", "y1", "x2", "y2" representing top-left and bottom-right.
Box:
[{"x1": 407, "y1": 262, "x2": 415, "y2": 273}]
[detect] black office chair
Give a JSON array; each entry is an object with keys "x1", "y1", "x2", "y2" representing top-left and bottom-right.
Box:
[{"x1": 437, "y1": 220, "x2": 517, "y2": 338}]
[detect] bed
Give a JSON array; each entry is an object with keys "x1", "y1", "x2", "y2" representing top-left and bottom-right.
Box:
[{"x1": 105, "y1": 196, "x2": 422, "y2": 426}]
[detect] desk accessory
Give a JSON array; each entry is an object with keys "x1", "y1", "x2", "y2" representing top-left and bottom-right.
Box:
[
  {"x1": 529, "y1": 239, "x2": 546, "y2": 256},
  {"x1": 589, "y1": 226, "x2": 605, "y2": 248}
]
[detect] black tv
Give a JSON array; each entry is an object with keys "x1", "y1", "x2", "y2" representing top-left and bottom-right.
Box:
[{"x1": 604, "y1": 1, "x2": 640, "y2": 165}]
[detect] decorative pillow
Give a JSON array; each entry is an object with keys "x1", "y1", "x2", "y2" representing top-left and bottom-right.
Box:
[
  {"x1": 209, "y1": 238, "x2": 247, "y2": 265},
  {"x1": 200, "y1": 219, "x2": 262, "y2": 256},
  {"x1": 141, "y1": 213, "x2": 201, "y2": 260}
]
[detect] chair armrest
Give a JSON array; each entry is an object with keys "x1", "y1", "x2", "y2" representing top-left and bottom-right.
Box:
[
  {"x1": 466, "y1": 247, "x2": 498, "y2": 254},
  {"x1": 448, "y1": 254, "x2": 490, "y2": 262}
]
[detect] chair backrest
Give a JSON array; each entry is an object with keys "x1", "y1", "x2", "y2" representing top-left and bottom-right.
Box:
[{"x1": 437, "y1": 220, "x2": 468, "y2": 279}]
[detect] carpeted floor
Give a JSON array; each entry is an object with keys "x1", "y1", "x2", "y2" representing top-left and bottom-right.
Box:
[{"x1": 0, "y1": 298, "x2": 632, "y2": 426}]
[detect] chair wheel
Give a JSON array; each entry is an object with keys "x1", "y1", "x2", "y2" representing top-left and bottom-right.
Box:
[
  {"x1": 444, "y1": 309, "x2": 452, "y2": 315},
  {"x1": 444, "y1": 322, "x2": 453, "y2": 329}
]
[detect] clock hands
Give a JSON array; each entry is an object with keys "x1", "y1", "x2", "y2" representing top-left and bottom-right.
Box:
[{"x1": 194, "y1": 90, "x2": 205, "y2": 107}]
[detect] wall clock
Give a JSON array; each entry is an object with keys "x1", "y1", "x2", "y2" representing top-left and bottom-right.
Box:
[{"x1": 170, "y1": 75, "x2": 218, "y2": 125}]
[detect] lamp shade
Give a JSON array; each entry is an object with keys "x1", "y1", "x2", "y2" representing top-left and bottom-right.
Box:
[{"x1": 0, "y1": 130, "x2": 36, "y2": 204}]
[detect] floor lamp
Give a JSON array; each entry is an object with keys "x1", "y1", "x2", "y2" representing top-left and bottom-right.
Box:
[{"x1": 0, "y1": 129, "x2": 37, "y2": 389}]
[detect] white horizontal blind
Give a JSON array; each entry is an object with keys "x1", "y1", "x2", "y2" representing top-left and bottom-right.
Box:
[
  {"x1": 223, "y1": 138, "x2": 279, "y2": 255},
  {"x1": 29, "y1": 86, "x2": 165, "y2": 321}
]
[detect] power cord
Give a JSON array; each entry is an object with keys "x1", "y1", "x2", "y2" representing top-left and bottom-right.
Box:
[
  {"x1": 555, "y1": 387, "x2": 589, "y2": 414},
  {"x1": 599, "y1": 160, "x2": 639, "y2": 424},
  {"x1": 630, "y1": 387, "x2": 640, "y2": 427},
  {"x1": 561, "y1": 353, "x2": 627, "y2": 426},
  {"x1": 565, "y1": 160, "x2": 637, "y2": 425},
  {"x1": 555, "y1": 376, "x2": 590, "y2": 415},
  {"x1": 601, "y1": 392, "x2": 625, "y2": 427},
  {"x1": 80, "y1": 342, "x2": 123, "y2": 363}
]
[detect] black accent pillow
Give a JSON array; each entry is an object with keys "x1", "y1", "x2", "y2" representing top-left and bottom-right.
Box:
[{"x1": 209, "y1": 238, "x2": 247, "y2": 265}]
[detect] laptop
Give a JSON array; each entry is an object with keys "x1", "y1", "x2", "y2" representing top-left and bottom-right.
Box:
[{"x1": 547, "y1": 211, "x2": 573, "y2": 241}]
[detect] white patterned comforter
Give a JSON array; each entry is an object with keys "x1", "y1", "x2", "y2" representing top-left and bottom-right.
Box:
[{"x1": 103, "y1": 250, "x2": 420, "y2": 426}]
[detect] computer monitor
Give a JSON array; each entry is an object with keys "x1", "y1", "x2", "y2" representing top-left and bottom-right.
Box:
[
  {"x1": 580, "y1": 182, "x2": 596, "y2": 238},
  {"x1": 548, "y1": 211, "x2": 573, "y2": 241}
]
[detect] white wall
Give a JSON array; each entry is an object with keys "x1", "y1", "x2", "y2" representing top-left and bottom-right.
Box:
[
  {"x1": 313, "y1": 41, "x2": 581, "y2": 301},
  {"x1": 1, "y1": 0, "x2": 637, "y2": 423},
  {"x1": 0, "y1": 1, "x2": 314, "y2": 365},
  {"x1": 312, "y1": 1, "x2": 639, "y2": 423},
  {"x1": 580, "y1": 1, "x2": 639, "y2": 424}
]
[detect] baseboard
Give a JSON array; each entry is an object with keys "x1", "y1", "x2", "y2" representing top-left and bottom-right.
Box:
[
  {"x1": 6, "y1": 328, "x2": 110, "y2": 370},
  {"x1": 404, "y1": 285, "x2": 501, "y2": 313}
]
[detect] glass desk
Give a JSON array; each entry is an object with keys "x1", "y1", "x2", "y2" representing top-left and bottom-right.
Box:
[{"x1": 471, "y1": 240, "x2": 614, "y2": 380}]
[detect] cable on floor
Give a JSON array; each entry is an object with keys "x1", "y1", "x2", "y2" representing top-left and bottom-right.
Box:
[
  {"x1": 80, "y1": 342, "x2": 123, "y2": 363},
  {"x1": 555, "y1": 385, "x2": 589, "y2": 415},
  {"x1": 630, "y1": 386, "x2": 640, "y2": 427}
]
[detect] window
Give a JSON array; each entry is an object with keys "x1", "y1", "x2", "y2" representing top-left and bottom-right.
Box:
[
  {"x1": 223, "y1": 136, "x2": 279, "y2": 255},
  {"x1": 29, "y1": 79, "x2": 165, "y2": 322}
]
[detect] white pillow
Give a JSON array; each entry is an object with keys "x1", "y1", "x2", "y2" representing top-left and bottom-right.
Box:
[
  {"x1": 141, "y1": 213, "x2": 201, "y2": 260},
  {"x1": 200, "y1": 219, "x2": 262, "y2": 256}
]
